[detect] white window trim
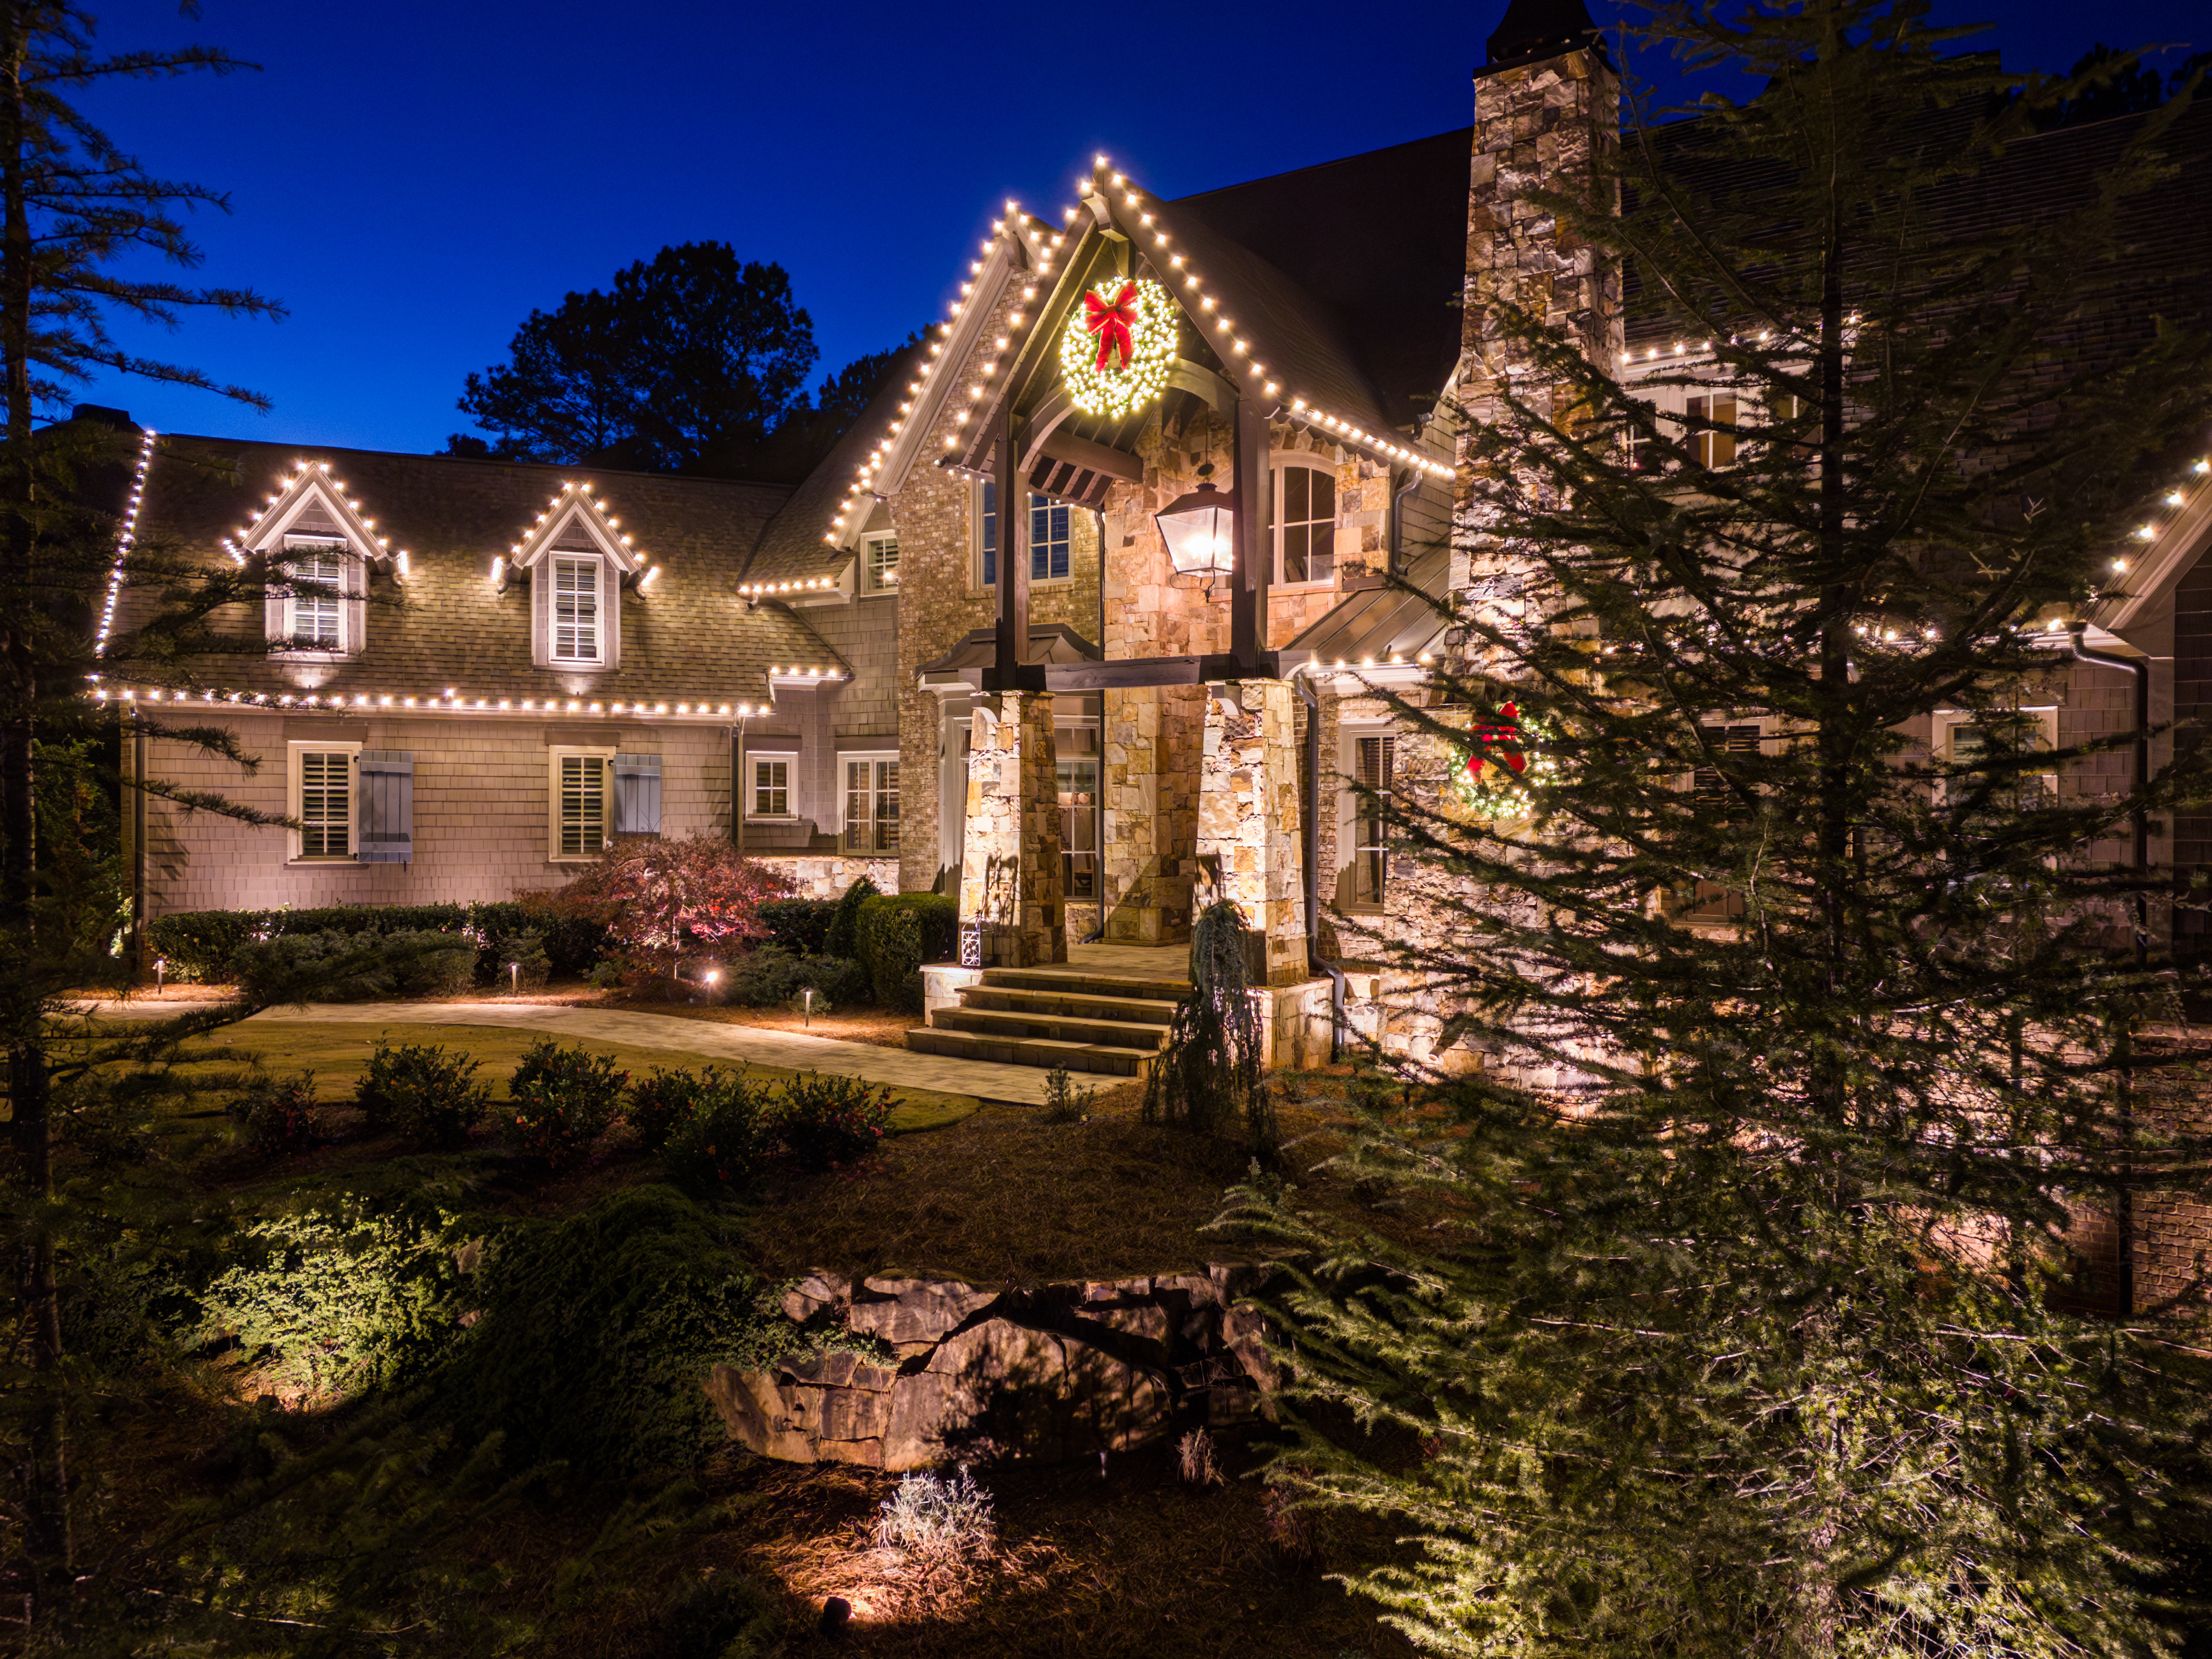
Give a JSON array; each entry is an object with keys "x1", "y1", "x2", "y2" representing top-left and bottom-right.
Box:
[
  {"x1": 287, "y1": 739, "x2": 361, "y2": 865},
  {"x1": 860, "y1": 530, "x2": 900, "y2": 596},
  {"x1": 840, "y1": 749, "x2": 900, "y2": 852},
  {"x1": 270, "y1": 534, "x2": 356, "y2": 660},
  {"x1": 750, "y1": 755, "x2": 797, "y2": 822},
  {"x1": 1932, "y1": 707, "x2": 2059, "y2": 805},
  {"x1": 1270, "y1": 453, "x2": 1341, "y2": 590},
  {"x1": 548, "y1": 744, "x2": 616, "y2": 862},
  {"x1": 1335, "y1": 718, "x2": 1393, "y2": 913},
  {"x1": 549, "y1": 554, "x2": 607, "y2": 667}
]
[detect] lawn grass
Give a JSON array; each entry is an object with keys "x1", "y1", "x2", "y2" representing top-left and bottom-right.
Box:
[{"x1": 155, "y1": 1019, "x2": 978, "y2": 1135}]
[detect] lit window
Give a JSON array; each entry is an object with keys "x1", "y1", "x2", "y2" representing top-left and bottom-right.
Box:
[
  {"x1": 1685, "y1": 394, "x2": 1738, "y2": 470},
  {"x1": 555, "y1": 752, "x2": 608, "y2": 857},
  {"x1": 1352, "y1": 734, "x2": 1392, "y2": 906},
  {"x1": 1057, "y1": 728, "x2": 1098, "y2": 899},
  {"x1": 754, "y1": 758, "x2": 791, "y2": 817},
  {"x1": 278, "y1": 536, "x2": 346, "y2": 652},
  {"x1": 977, "y1": 483, "x2": 1075, "y2": 585},
  {"x1": 844, "y1": 758, "x2": 899, "y2": 853},
  {"x1": 1693, "y1": 723, "x2": 1762, "y2": 813},
  {"x1": 297, "y1": 749, "x2": 352, "y2": 858},
  {"x1": 864, "y1": 533, "x2": 900, "y2": 592},
  {"x1": 552, "y1": 556, "x2": 601, "y2": 662},
  {"x1": 1273, "y1": 461, "x2": 1335, "y2": 583}
]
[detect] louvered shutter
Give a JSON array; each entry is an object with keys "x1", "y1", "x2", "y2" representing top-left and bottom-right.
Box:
[
  {"x1": 612, "y1": 753, "x2": 662, "y2": 834},
  {"x1": 1692, "y1": 724, "x2": 1762, "y2": 810},
  {"x1": 357, "y1": 751, "x2": 414, "y2": 864}
]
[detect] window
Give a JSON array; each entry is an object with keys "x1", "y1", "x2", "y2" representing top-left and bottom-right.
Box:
[
  {"x1": 281, "y1": 537, "x2": 346, "y2": 650},
  {"x1": 1058, "y1": 728, "x2": 1098, "y2": 899},
  {"x1": 1937, "y1": 709, "x2": 2058, "y2": 808},
  {"x1": 551, "y1": 749, "x2": 611, "y2": 858},
  {"x1": 1769, "y1": 392, "x2": 1816, "y2": 464},
  {"x1": 1693, "y1": 723, "x2": 1763, "y2": 813},
  {"x1": 287, "y1": 741, "x2": 359, "y2": 861},
  {"x1": 754, "y1": 757, "x2": 791, "y2": 818},
  {"x1": 552, "y1": 556, "x2": 601, "y2": 663},
  {"x1": 1273, "y1": 461, "x2": 1336, "y2": 584},
  {"x1": 844, "y1": 758, "x2": 899, "y2": 853},
  {"x1": 1685, "y1": 393, "x2": 1738, "y2": 470},
  {"x1": 298, "y1": 750, "x2": 351, "y2": 857},
  {"x1": 863, "y1": 533, "x2": 900, "y2": 592},
  {"x1": 1351, "y1": 733, "x2": 1393, "y2": 906},
  {"x1": 977, "y1": 483, "x2": 1075, "y2": 585}
]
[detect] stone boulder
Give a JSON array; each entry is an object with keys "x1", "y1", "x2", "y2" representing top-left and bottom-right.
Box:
[{"x1": 707, "y1": 1264, "x2": 1281, "y2": 1470}]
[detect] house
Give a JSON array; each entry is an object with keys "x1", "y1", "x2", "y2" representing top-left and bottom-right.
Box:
[{"x1": 107, "y1": 0, "x2": 2211, "y2": 1120}]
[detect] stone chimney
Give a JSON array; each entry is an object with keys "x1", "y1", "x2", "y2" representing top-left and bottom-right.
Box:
[{"x1": 1453, "y1": 0, "x2": 1622, "y2": 608}]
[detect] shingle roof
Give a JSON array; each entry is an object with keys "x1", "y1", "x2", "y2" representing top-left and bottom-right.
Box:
[
  {"x1": 741, "y1": 342, "x2": 929, "y2": 587},
  {"x1": 1167, "y1": 128, "x2": 1476, "y2": 431},
  {"x1": 124, "y1": 435, "x2": 844, "y2": 708}
]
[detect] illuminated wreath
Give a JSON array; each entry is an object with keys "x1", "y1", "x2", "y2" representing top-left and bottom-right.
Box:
[
  {"x1": 1452, "y1": 702, "x2": 1560, "y2": 818},
  {"x1": 1060, "y1": 278, "x2": 1178, "y2": 418}
]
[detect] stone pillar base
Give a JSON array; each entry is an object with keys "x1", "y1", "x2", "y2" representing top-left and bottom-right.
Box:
[
  {"x1": 1196, "y1": 681, "x2": 1307, "y2": 988},
  {"x1": 956, "y1": 692, "x2": 1066, "y2": 968}
]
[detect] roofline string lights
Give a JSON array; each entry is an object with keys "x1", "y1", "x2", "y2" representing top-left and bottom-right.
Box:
[
  {"x1": 93, "y1": 424, "x2": 159, "y2": 656},
  {"x1": 225, "y1": 459, "x2": 413, "y2": 571},
  {"x1": 510, "y1": 478, "x2": 639, "y2": 568},
  {"x1": 821, "y1": 200, "x2": 1064, "y2": 548},
  {"x1": 89, "y1": 686, "x2": 805, "y2": 718},
  {"x1": 2114, "y1": 452, "x2": 2211, "y2": 575},
  {"x1": 738, "y1": 577, "x2": 838, "y2": 596}
]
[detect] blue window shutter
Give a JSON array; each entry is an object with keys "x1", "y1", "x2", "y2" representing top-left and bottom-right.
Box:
[
  {"x1": 357, "y1": 751, "x2": 413, "y2": 864},
  {"x1": 612, "y1": 753, "x2": 662, "y2": 834}
]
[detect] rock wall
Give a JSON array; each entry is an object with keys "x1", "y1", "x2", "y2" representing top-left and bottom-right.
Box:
[
  {"x1": 705, "y1": 1265, "x2": 1279, "y2": 1471},
  {"x1": 956, "y1": 691, "x2": 1066, "y2": 967},
  {"x1": 1197, "y1": 681, "x2": 1308, "y2": 988}
]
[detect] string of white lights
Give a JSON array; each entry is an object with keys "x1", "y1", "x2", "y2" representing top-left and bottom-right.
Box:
[
  {"x1": 93, "y1": 425, "x2": 159, "y2": 654},
  {"x1": 93, "y1": 686, "x2": 798, "y2": 717}
]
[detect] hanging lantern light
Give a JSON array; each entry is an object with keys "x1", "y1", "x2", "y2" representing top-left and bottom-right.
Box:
[{"x1": 1155, "y1": 464, "x2": 1238, "y2": 580}]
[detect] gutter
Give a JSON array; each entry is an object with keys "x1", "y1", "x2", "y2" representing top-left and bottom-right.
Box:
[
  {"x1": 1294, "y1": 669, "x2": 1346, "y2": 1060},
  {"x1": 2067, "y1": 622, "x2": 2146, "y2": 1320}
]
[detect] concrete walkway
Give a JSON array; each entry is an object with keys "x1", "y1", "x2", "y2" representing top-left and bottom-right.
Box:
[{"x1": 70, "y1": 999, "x2": 1057, "y2": 1105}]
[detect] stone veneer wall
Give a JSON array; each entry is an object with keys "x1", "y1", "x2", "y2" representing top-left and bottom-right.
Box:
[
  {"x1": 956, "y1": 691, "x2": 1066, "y2": 966},
  {"x1": 1197, "y1": 681, "x2": 1307, "y2": 986}
]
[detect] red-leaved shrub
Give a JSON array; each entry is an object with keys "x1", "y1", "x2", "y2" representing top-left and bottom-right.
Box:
[{"x1": 531, "y1": 833, "x2": 792, "y2": 984}]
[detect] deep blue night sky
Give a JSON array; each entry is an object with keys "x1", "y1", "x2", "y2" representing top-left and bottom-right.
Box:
[{"x1": 66, "y1": 0, "x2": 2208, "y2": 455}]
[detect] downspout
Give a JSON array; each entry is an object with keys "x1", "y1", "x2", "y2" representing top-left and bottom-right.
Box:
[
  {"x1": 730, "y1": 715, "x2": 748, "y2": 857},
  {"x1": 131, "y1": 724, "x2": 146, "y2": 979},
  {"x1": 1391, "y1": 469, "x2": 1421, "y2": 575},
  {"x1": 1294, "y1": 668, "x2": 1346, "y2": 1060},
  {"x1": 2068, "y1": 622, "x2": 2146, "y2": 1319}
]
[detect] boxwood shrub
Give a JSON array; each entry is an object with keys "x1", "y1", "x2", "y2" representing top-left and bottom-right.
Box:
[
  {"x1": 854, "y1": 893, "x2": 957, "y2": 1013},
  {"x1": 754, "y1": 898, "x2": 837, "y2": 957},
  {"x1": 147, "y1": 901, "x2": 610, "y2": 984}
]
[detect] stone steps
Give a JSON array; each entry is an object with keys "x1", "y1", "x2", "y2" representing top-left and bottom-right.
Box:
[
  {"x1": 932, "y1": 1005, "x2": 1173, "y2": 1052},
  {"x1": 904, "y1": 1025, "x2": 1158, "y2": 1076},
  {"x1": 904, "y1": 962, "x2": 1192, "y2": 1080}
]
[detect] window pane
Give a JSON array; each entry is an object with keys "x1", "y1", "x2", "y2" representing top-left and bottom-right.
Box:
[
  {"x1": 1283, "y1": 524, "x2": 1308, "y2": 584},
  {"x1": 874, "y1": 761, "x2": 900, "y2": 852},
  {"x1": 868, "y1": 537, "x2": 899, "y2": 589},
  {"x1": 1312, "y1": 471, "x2": 1334, "y2": 521},
  {"x1": 1353, "y1": 736, "x2": 1392, "y2": 905},
  {"x1": 979, "y1": 481, "x2": 996, "y2": 585},
  {"x1": 286, "y1": 546, "x2": 343, "y2": 648},
  {"x1": 1309, "y1": 522, "x2": 1335, "y2": 580},
  {"x1": 300, "y1": 751, "x2": 348, "y2": 857},
  {"x1": 555, "y1": 557, "x2": 599, "y2": 661},
  {"x1": 560, "y1": 755, "x2": 605, "y2": 855},
  {"x1": 845, "y1": 759, "x2": 870, "y2": 852},
  {"x1": 755, "y1": 759, "x2": 788, "y2": 817},
  {"x1": 1284, "y1": 465, "x2": 1307, "y2": 522}
]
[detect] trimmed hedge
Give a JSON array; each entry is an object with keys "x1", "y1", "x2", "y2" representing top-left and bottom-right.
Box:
[
  {"x1": 754, "y1": 898, "x2": 836, "y2": 958},
  {"x1": 854, "y1": 893, "x2": 958, "y2": 1014},
  {"x1": 147, "y1": 901, "x2": 610, "y2": 984}
]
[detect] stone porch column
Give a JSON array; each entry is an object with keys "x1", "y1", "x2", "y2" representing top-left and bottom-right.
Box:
[
  {"x1": 957, "y1": 691, "x2": 1066, "y2": 967},
  {"x1": 1196, "y1": 681, "x2": 1307, "y2": 987}
]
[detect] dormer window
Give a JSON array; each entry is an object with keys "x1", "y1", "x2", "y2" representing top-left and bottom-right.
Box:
[
  {"x1": 552, "y1": 555, "x2": 603, "y2": 663},
  {"x1": 282, "y1": 538, "x2": 347, "y2": 650}
]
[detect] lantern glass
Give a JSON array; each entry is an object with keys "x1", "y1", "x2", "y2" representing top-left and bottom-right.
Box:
[{"x1": 1155, "y1": 481, "x2": 1238, "y2": 578}]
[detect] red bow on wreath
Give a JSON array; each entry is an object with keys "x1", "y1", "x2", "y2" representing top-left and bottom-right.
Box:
[
  {"x1": 1469, "y1": 702, "x2": 1527, "y2": 777},
  {"x1": 1084, "y1": 283, "x2": 1140, "y2": 372}
]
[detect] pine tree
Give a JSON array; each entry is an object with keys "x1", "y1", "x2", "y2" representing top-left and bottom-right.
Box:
[{"x1": 1227, "y1": 4, "x2": 2212, "y2": 1655}]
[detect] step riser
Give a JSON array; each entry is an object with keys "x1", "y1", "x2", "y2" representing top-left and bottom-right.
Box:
[
  {"x1": 962, "y1": 988, "x2": 1181, "y2": 1022},
  {"x1": 934, "y1": 1008, "x2": 1168, "y2": 1050},
  {"x1": 905, "y1": 1026, "x2": 1152, "y2": 1077},
  {"x1": 979, "y1": 970, "x2": 1189, "y2": 1003}
]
